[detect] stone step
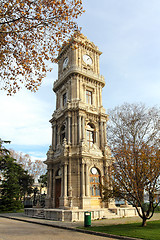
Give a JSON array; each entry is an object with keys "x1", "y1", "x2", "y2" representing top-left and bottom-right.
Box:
[
  {"x1": 34, "y1": 210, "x2": 45, "y2": 219},
  {"x1": 103, "y1": 209, "x2": 119, "y2": 219}
]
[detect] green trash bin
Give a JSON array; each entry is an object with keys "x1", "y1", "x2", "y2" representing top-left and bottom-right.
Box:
[{"x1": 84, "y1": 211, "x2": 91, "y2": 227}]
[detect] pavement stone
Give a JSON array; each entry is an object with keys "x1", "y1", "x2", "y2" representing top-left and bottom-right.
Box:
[{"x1": 0, "y1": 212, "x2": 160, "y2": 240}]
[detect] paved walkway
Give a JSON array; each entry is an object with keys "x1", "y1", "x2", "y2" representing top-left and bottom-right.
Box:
[
  {"x1": 0, "y1": 217, "x2": 116, "y2": 240},
  {"x1": 0, "y1": 212, "x2": 160, "y2": 240}
]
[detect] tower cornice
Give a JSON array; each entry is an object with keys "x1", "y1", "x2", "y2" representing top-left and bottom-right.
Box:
[
  {"x1": 53, "y1": 65, "x2": 105, "y2": 92},
  {"x1": 57, "y1": 33, "x2": 102, "y2": 61}
]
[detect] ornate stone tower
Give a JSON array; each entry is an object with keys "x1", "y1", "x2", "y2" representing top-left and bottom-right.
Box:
[{"x1": 45, "y1": 33, "x2": 112, "y2": 211}]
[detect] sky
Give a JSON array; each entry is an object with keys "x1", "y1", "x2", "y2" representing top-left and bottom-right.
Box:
[{"x1": 1, "y1": 0, "x2": 160, "y2": 162}]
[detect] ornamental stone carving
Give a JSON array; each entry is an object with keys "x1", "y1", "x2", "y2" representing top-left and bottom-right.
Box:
[{"x1": 44, "y1": 33, "x2": 114, "y2": 212}]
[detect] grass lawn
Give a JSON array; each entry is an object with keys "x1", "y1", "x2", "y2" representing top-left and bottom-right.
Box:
[{"x1": 82, "y1": 220, "x2": 160, "y2": 240}]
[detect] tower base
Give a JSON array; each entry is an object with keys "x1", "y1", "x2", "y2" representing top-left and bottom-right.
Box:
[{"x1": 25, "y1": 207, "x2": 138, "y2": 222}]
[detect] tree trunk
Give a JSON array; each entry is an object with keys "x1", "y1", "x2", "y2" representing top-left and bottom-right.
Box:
[{"x1": 142, "y1": 218, "x2": 147, "y2": 227}]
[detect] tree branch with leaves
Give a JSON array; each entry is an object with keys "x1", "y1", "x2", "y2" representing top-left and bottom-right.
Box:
[
  {"x1": 0, "y1": 0, "x2": 84, "y2": 94},
  {"x1": 103, "y1": 103, "x2": 160, "y2": 227}
]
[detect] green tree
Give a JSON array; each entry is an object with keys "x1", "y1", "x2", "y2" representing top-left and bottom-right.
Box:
[
  {"x1": 18, "y1": 166, "x2": 34, "y2": 201},
  {"x1": 0, "y1": 140, "x2": 34, "y2": 211},
  {"x1": 38, "y1": 174, "x2": 47, "y2": 188},
  {"x1": 0, "y1": 138, "x2": 10, "y2": 166},
  {"x1": 38, "y1": 173, "x2": 47, "y2": 194},
  {"x1": 0, "y1": 156, "x2": 22, "y2": 211},
  {"x1": 103, "y1": 103, "x2": 160, "y2": 227}
]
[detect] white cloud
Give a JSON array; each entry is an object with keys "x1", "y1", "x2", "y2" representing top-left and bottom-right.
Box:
[
  {"x1": 0, "y1": 87, "x2": 52, "y2": 146},
  {"x1": 27, "y1": 151, "x2": 47, "y2": 162}
]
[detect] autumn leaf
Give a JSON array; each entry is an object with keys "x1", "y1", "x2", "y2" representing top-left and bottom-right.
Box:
[
  {"x1": 103, "y1": 103, "x2": 160, "y2": 227},
  {"x1": 0, "y1": 0, "x2": 84, "y2": 95}
]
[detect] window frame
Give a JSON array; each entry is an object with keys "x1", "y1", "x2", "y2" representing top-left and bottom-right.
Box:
[
  {"x1": 86, "y1": 129, "x2": 94, "y2": 147},
  {"x1": 86, "y1": 90, "x2": 92, "y2": 105},
  {"x1": 62, "y1": 92, "x2": 67, "y2": 106},
  {"x1": 86, "y1": 123, "x2": 95, "y2": 147},
  {"x1": 90, "y1": 168, "x2": 101, "y2": 197},
  {"x1": 60, "y1": 125, "x2": 65, "y2": 143}
]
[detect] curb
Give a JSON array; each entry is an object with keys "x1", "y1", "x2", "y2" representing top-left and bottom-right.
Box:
[{"x1": 0, "y1": 215, "x2": 142, "y2": 240}]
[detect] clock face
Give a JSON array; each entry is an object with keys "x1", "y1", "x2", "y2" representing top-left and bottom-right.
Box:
[
  {"x1": 83, "y1": 54, "x2": 92, "y2": 65},
  {"x1": 63, "y1": 57, "x2": 69, "y2": 69},
  {"x1": 91, "y1": 167, "x2": 98, "y2": 175},
  {"x1": 57, "y1": 169, "x2": 62, "y2": 176}
]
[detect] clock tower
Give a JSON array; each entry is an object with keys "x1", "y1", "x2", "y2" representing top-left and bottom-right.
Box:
[{"x1": 45, "y1": 33, "x2": 113, "y2": 215}]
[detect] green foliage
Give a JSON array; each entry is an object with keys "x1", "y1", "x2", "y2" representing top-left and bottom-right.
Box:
[
  {"x1": 38, "y1": 174, "x2": 47, "y2": 188},
  {"x1": 0, "y1": 156, "x2": 23, "y2": 211},
  {"x1": 142, "y1": 203, "x2": 160, "y2": 213},
  {"x1": 0, "y1": 138, "x2": 10, "y2": 168},
  {"x1": 18, "y1": 166, "x2": 34, "y2": 200},
  {"x1": 155, "y1": 205, "x2": 160, "y2": 212},
  {"x1": 82, "y1": 221, "x2": 160, "y2": 240},
  {"x1": 0, "y1": 139, "x2": 34, "y2": 211}
]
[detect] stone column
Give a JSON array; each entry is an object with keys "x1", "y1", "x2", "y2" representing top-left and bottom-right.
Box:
[
  {"x1": 68, "y1": 158, "x2": 71, "y2": 195},
  {"x1": 52, "y1": 125, "x2": 54, "y2": 148},
  {"x1": 67, "y1": 116, "x2": 71, "y2": 144},
  {"x1": 72, "y1": 112, "x2": 74, "y2": 145},
  {"x1": 77, "y1": 158, "x2": 81, "y2": 197},
  {"x1": 82, "y1": 116, "x2": 85, "y2": 140},
  {"x1": 61, "y1": 166, "x2": 64, "y2": 197},
  {"x1": 54, "y1": 125, "x2": 57, "y2": 149},
  {"x1": 96, "y1": 53, "x2": 99, "y2": 74},
  {"x1": 47, "y1": 169, "x2": 50, "y2": 197},
  {"x1": 52, "y1": 170, "x2": 55, "y2": 207},
  {"x1": 79, "y1": 79, "x2": 81, "y2": 100},
  {"x1": 85, "y1": 164, "x2": 89, "y2": 197},
  {"x1": 68, "y1": 80, "x2": 71, "y2": 100},
  {"x1": 96, "y1": 84, "x2": 99, "y2": 108},
  {"x1": 76, "y1": 77, "x2": 79, "y2": 99},
  {"x1": 92, "y1": 89, "x2": 95, "y2": 106},
  {"x1": 57, "y1": 126, "x2": 60, "y2": 145},
  {"x1": 75, "y1": 112, "x2": 77, "y2": 145},
  {"x1": 79, "y1": 115, "x2": 81, "y2": 143},
  {"x1": 49, "y1": 168, "x2": 52, "y2": 199},
  {"x1": 81, "y1": 163, "x2": 85, "y2": 197},
  {"x1": 83, "y1": 84, "x2": 86, "y2": 103},
  {"x1": 104, "y1": 122, "x2": 107, "y2": 144},
  {"x1": 52, "y1": 125, "x2": 56, "y2": 150},
  {"x1": 65, "y1": 118, "x2": 67, "y2": 141},
  {"x1": 100, "y1": 87, "x2": 102, "y2": 106},
  {"x1": 94, "y1": 53, "x2": 96, "y2": 74},
  {"x1": 97, "y1": 54, "x2": 100, "y2": 75},
  {"x1": 73, "y1": 47, "x2": 76, "y2": 65},
  {"x1": 98, "y1": 87, "x2": 100, "y2": 108},
  {"x1": 101, "y1": 121, "x2": 104, "y2": 148},
  {"x1": 63, "y1": 163, "x2": 67, "y2": 197}
]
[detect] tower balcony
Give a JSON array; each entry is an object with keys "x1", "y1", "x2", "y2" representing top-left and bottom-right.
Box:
[{"x1": 53, "y1": 65, "x2": 105, "y2": 92}]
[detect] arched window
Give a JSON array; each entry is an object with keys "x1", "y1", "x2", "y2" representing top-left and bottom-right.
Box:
[
  {"x1": 86, "y1": 123, "x2": 95, "y2": 147},
  {"x1": 60, "y1": 125, "x2": 65, "y2": 143},
  {"x1": 90, "y1": 167, "x2": 101, "y2": 197}
]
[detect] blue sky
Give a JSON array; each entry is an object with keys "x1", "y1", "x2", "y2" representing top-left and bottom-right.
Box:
[{"x1": 1, "y1": 0, "x2": 160, "y2": 161}]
